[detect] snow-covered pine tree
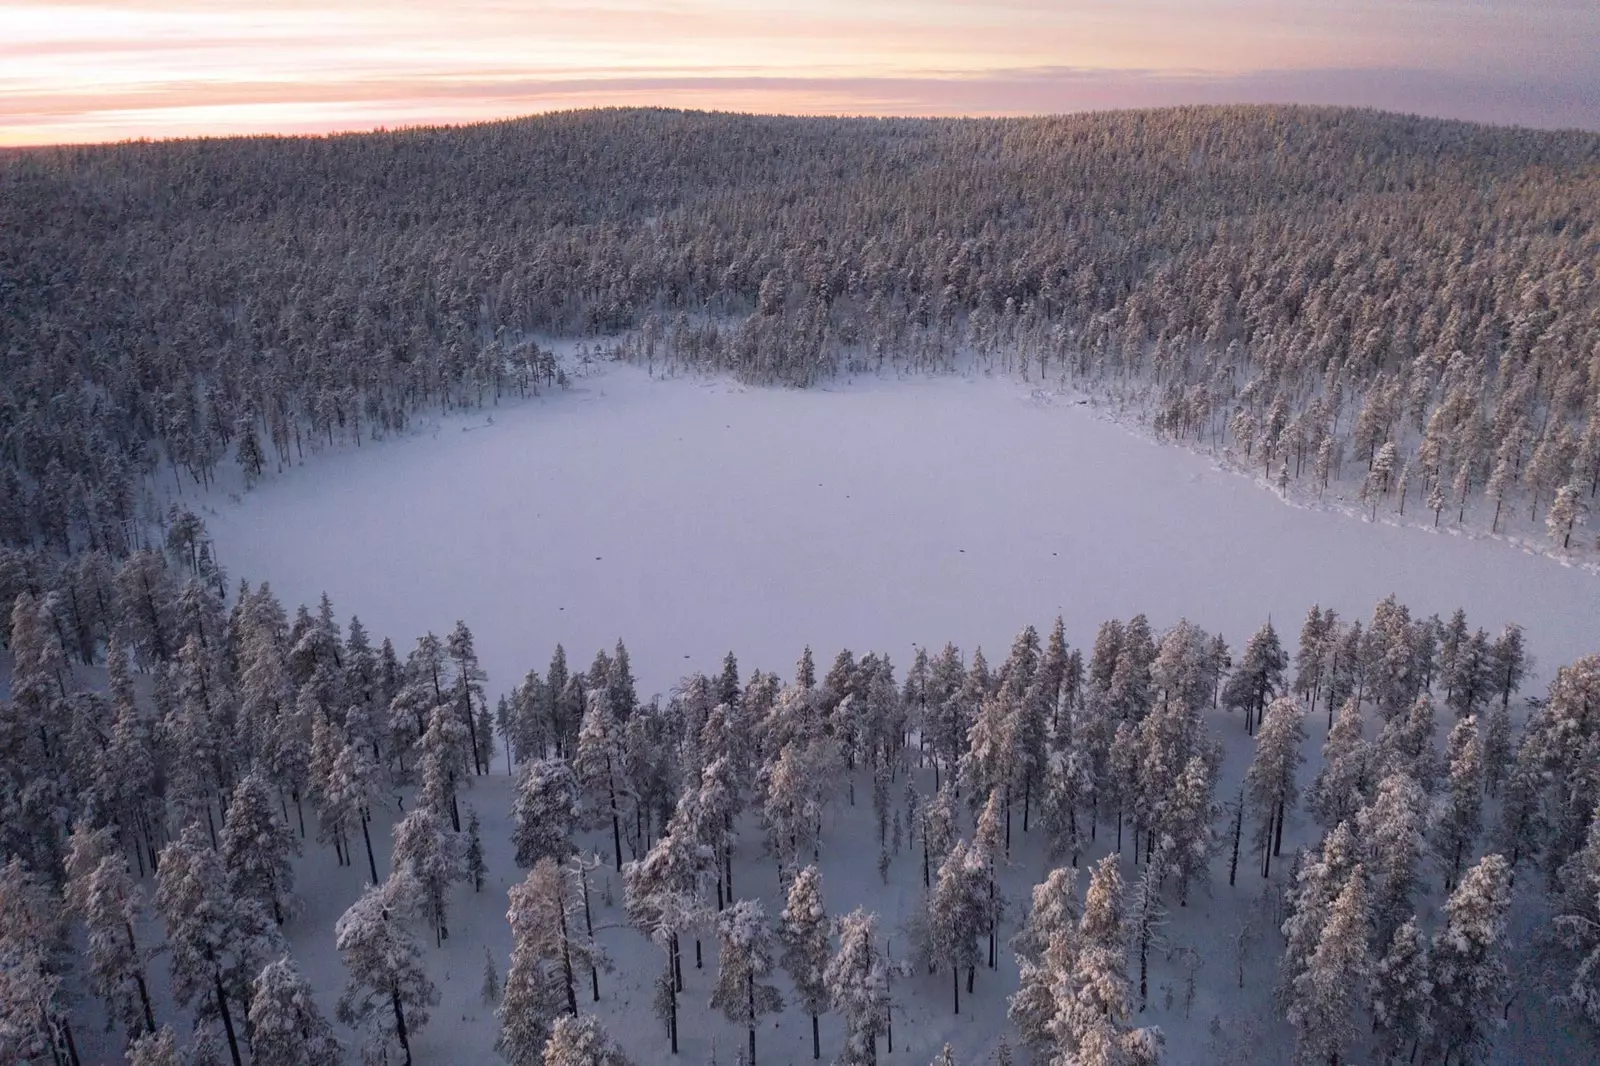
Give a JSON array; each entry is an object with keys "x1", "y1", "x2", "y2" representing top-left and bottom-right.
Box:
[
  {"x1": 419, "y1": 701, "x2": 471, "y2": 831},
  {"x1": 1435, "y1": 715, "x2": 1485, "y2": 891},
  {"x1": 1278, "y1": 822, "x2": 1361, "y2": 1009},
  {"x1": 156, "y1": 822, "x2": 281, "y2": 1066},
  {"x1": 1041, "y1": 744, "x2": 1094, "y2": 868},
  {"x1": 1245, "y1": 696, "x2": 1306, "y2": 876},
  {"x1": 391, "y1": 803, "x2": 465, "y2": 945},
  {"x1": 64, "y1": 827, "x2": 158, "y2": 1039},
  {"x1": 247, "y1": 955, "x2": 342, "y2": 1066},
  {"x1": 1161, "y1": 754, "x2": 1215, "y2": 905},
  {"x1": 1305, "y1": 698, "x2": 1370, "y2": 833},
  {"x1": 1425, "y1": 853, "x2": 1513, "y2": 1065},
  {"x1": 1223, "y1": 620, "x2": 1287, "y2": 735},
  {"x1": 334, "y1": 869, "x2": 438, "y2": 1066},
  {"x1": 929, "y1": 1045, "x2": 958, "y2": 1066},
  {"x1": 1371, "y1": 917, "x2": 1430, "y2": 1066},
  {"x1": 710, "y1": 899, "x2": 783, "y2": 1066},
  {"x1": 514, "y1": 756, "x2": 580, "y2": 869},
  {"x1": 1007, "y1": 867, "x2": 1079, "y2": 1053},
  {"x1": 220, "y1": 769, "x2": 300, "y2": 925},
  {"x1": 928, "y1": 839, "x2": 983, "y2": 1014},
  {"x1": 778, "y1": 864, "x2": 831, "y2": 1061},
  {"x1": 1128, "y1": 850, "x2": 1168, "y2": 1011},
  {"x1": 1048, "y1": 854, "x2": 1161, "y2": 1065},
  {"x1": 1556, "y1": 805, "x2": 1600, "y2": 1026},
  {"x1": 1286, "y1": 866, "x2": 1370, "y2": 1066},
  {"x1": 323, "y1": 727, "x2": 387, "y2": 885},
  {"x1": 125, "y1": 1026, "x2": 182, "y2": 1066},
  {"x1": 0, "y1": 855, "x2": 76, "y2": 1066},
  {"x1": 826, "y1": 908, "x2": 890, "y2": 1066},
  {"x1": 575, "y1": 689, "x2": 633, "y2": 871},
  {"x1": 519, "y1": 857, "x2": 609, "y2": 1016},
  {"x1": 541, "y1": 1013, "x2": 634, "y2": 1066},
  {"x1": 467, "y1": 805, "x2": 487, "y2": 892},
  {"x1": 1358, "y1": 771, "x2": 1428, "y2": 950},
  {"x1": 482, "y1": 946, "x2": 502, "y2": 1007},
  {"x1": 446, "y1": 619, "x2": 491, "y2": 776}
]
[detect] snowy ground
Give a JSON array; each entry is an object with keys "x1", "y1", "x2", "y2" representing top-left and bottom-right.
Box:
[{"x1": 203, "y1": 362, "x2": 1598, "y2": 702}]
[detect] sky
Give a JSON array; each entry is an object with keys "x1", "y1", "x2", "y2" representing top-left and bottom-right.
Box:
[{"x1": 3, "y1": 1, "x2": 1598, "y2": 146}]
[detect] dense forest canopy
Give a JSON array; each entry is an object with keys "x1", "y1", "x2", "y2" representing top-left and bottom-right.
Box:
[{"x1": 3, "y1": 105, "x2": 1600, "y2": 563}]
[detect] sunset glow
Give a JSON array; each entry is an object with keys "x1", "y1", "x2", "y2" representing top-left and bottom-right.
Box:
[{"x1": 4, "y1": 1, "x2": 1598, "y2": 145}]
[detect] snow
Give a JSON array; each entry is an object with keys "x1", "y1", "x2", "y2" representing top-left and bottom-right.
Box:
[
  {"x1": 204, "y1": 362, "x2": 1599, "y2": 702},
  {"x1": 137, "y1": 360, "x2": 1600, "y2": 1066}
]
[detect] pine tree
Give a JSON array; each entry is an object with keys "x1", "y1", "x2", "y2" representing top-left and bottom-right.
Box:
[
  {"x1": 1359, "y1": 772, "x2": 1428, "y2": 950},
  {"x1": 826, "y1": 908, "x2": 890, "y2": 1066},
  {"x1": 0, "y1": 856, "x2": 76, "y2": 1066},
  {"x1": 575, "y1": 689, "x2": 632, "y2": 871},
  {"x1": 156, "y1": 822, "x2": 280, "y2": 1066},
  {"x1": 1435, "y1": 715, "x2": 1485, "y2": 891},
  {"x1": 125, "y1": 1026, "x2": 182, "y2": 1066},
  {"x1": 779, "y1": 864, "x2": 831, "y2": 1061},
  {"x1": 1279, "y1": 823, "x2": 1361, "y2": 1009},
  {"x1": 1371, "y1": 917, "x2": 1430, "y2": 1066},
  {"x1": 1425, "y1": 854, "x2": 1512, "y2": 1065},
  {"x1": 248, "y1": 955, "x2": 342, "y2": 1066},
  {"x1": 1245, "y1": 696, "x2": 1306, "y2": 876},
  {"x1": 1223, "y1": 621, "x2": 1287, "y2": 735},
  {"x1": 1287, "y1": 867, "x2": 1370, "y2": 1066},
  {"x1": 391, "y1": 804, "x2": 465, "y2": 945},
  {"x1": 64, "y1": 828, "x2": 157, "y2": 1039},
  {"x1": 1305, "y1": 698, "x2": 1370, "y2": 833},
  {"x1": 1048, "y1": 855, "x2": 1160, "y2": 1065},
  {"x1": 419, "y1": 701, "x2": 471, "y2": 831},
  {"x1": 334, "y1": 869, "x2": 438, "y2": 1066},
  {"x1": 514, "y1": 757, "x2": 580, "y2": 869},
  {"x1": 481, "y1": 946, "x2": 502, "y2": 1007},
  {"x1": 1007, "y1": 867, "x2": 1079, "y2": 1053},
  {"x1": 710, "y1": 899, "x2": 783, "y2": 1066},
  {"x1": 928, "y1": 839, "x2": 983, "y2": 1014},
  {"x1": 1547, "y1": 483, "x2": 1583, "y2": 549},
  {"x1": 542, "y1": 1013, "x2": 634, "y2": 1066},
  {"x1": 467, "y1": 805, "x2": 487, "y2": 892},
  {"x1": 1041, "y1": 745, "x2": 1093, "y2": 868},
  {"x1": 1128, "y1": 851, "x2": 1168, "y2": 1012},
  {"x1": 220, "y1": 769, "x2": 301, "y2": 925},
  {"x1": 929, "y1": 1045, "x2": 959, "y2": 1066}
]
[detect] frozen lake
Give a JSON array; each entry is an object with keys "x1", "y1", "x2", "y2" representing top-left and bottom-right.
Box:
[{"x1": 206, "y1": 364, "x2": 1600, "y2": 700}]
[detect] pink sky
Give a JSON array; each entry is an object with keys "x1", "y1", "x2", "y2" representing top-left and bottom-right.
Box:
[{"x1": 4, "y1": 1, "x2": 1597, "y2": 145}]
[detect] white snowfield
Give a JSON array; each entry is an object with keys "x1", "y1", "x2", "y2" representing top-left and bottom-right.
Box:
[
  {"x1": 174, "y1": 361, "x2": 1600, "y2": 1066},
  {"x1": 207, "y1": 362, "x2": 1598, "y2": 702}
]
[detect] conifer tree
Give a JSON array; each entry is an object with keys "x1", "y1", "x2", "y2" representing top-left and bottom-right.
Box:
[
  {"x1": 711, "y1": 899, "x2": 783, "y2": 1066},
  {"x1": 928, "y1": 840, "x2": 983, "y2": 1014},
  {"x1": 826, "y1": 908, "x2": 890, "y2": 1066},
  {"x1": 778, "y1": 864, "x2": 831, "y2": 1060},
  {"x1": 1287, "y1": 867, "x2": 1370, "y2": 1066},
  {"x1": 1371, "y1": 917, "x2": 1430, "y2": 1066},
  {"x1": 1008, "y1": 867, "x2": 1079, "y2": 1053},
  {"x1": 1425, "y1": 854, "x2": 1512, "y2": 1065},
  {"x1": 247, "y1": 955, "x2": 342, "y2": 1066},
  {"x1": 1245, "y1": 696, "x2": 1306, "y2": 876},
  {"x1": 575, "y1": 689, "x2": 632, "y2": 870},
  {"x1": 1351, "y1": 778, "x2": 1420, "y2": 945},
  {"x1": 156, "y1": 822, "x2": 280, "y2": 1066},
  {"x1": 391, "y1": 804, "x2": 464, "y2": 945},
  {"x1": 1435, "y1": 715, "x2": 1485, "y2": 891},
  {"x1": 1223, "y1": 621, "x2": 1287, "y2": 735},
  {"x1": 1306, "y1": 698, "x2": 1370, "y2": 833},
  {"x1": 64, "y1": 827, "x2": 157, "y2": 1039},
  {"x1": 1279, "y1": 822, "x2": 1361, "y2": 1008},
  {"x1": 514, "y1": 757, "x2": 580, "y2": 869},
  {"x1": 125, "y1": 1026, "x2": 182, "y2": 1066},
  {"x1": 542, "y1": 1014, "x2": 634, "y2": 1066},
  {"x1": 220, "y1": 769, "x2": 300, "y2": 925},
  {"x1": 334, "y1": 869, "x2": 438, "y2": 1066}
]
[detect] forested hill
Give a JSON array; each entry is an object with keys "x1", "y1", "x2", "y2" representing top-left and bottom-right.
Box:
[{"x1": 4, "y1": 106, "x2": 1600, "y2": 557}]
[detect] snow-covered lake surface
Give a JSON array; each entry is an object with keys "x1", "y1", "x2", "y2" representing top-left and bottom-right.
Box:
[{"x1": 206, "y1": 363, "x2": 1598, "y2": 701}]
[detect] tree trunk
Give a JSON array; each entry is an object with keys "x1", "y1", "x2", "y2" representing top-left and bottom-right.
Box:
[
  {"x1": 952, "y1": 965, "x2": 960, "y2": 1015},
  {"x1": 362, "y1": 811, "x2": 380, "y2": 884},
  {"x1": 391, "y1": 987, "x2": 413, "y2": 1066},
  {"x1": 215, "y1": 975, "x2": 243, "y2": 1066},
  {"x1": 812, "y1": 1013, "x2": 821, "y2": 1060}
]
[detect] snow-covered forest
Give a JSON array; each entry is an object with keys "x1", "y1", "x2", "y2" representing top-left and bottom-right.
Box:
[
  {"x1": 2, "y1": 107, "x2": 1600, "y2": 565},
  {"x1": 3, "y1": 104, "x2": 1600, "y2": 1066},
  {"x1": 4, "y1": 560, "x2": 1599, "y2": 1066}
]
